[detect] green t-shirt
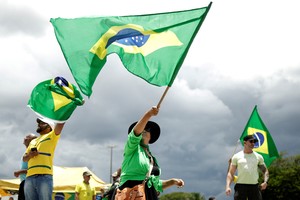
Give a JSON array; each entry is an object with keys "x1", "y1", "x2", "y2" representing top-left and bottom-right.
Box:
[{"x1": 120, "y1": 130, "x2": 163, "y2": 192}]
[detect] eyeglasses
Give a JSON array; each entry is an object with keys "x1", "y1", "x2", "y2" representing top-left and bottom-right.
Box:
[{"x1": 36, "y1": 118, "x2": 46, "y2": 124}]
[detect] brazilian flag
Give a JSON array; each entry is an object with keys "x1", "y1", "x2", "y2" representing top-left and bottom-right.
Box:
[
  {"x1": 240, "y1": 105, "x2": 279, "y2": 167},
  {"x1": 28, "y1": 77, "x2": 84, "y2": 122},
  {"x1": 50, "y1": 2, "x2": 212, "y2": 97}
]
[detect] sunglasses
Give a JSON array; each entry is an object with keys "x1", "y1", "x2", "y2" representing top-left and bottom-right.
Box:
[
  {"x1": 248, "y1": 140, "x2": 257, "y2": 143},
  {"x1": 36, "y1": 118, "x2": 45, "y2": 124}
]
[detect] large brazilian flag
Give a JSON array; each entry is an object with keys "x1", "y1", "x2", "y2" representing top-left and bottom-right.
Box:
[
  {"x1": 50, "y1": 2, "x2": 212, "y2": 97},
  {"x1": 240, "y1": 105, "x2": 279, "y2": 167}
]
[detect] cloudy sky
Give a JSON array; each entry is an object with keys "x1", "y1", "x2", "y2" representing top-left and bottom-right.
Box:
[{"x1": 1, "y1": 0, "x2": 300, "y2": 199}]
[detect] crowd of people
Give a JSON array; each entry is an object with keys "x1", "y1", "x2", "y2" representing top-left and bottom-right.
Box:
[
  {"x1": 11, "y1": 106, "x2": 186, "y2": 200},
  {"x1": 9, "y1": 106, "x2": 270, "y2": 200}
]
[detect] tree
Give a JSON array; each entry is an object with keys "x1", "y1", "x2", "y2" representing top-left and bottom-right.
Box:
[
  {"x1": 159, "y1": 192, "x2": 205, "y2": 200},
  {"x1": 261, "y1": 153, "x2": 300, "y2": 199}
]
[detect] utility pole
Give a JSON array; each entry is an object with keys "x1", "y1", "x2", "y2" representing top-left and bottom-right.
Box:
[{"x1": 108, "y1": 145, "x2": 116, "y2": 183}]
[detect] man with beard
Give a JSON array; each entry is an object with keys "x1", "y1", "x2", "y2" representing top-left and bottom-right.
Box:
[{"x1": 23, "y1": 118, "x2": 65, "y2": 200}]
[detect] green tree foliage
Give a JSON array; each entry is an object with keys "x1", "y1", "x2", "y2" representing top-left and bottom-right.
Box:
[
  {"x1": 159, "y1": 192, "x2": 205, "y2": 200},
  {"x1": 261, "y1": 153, "x2": 300, "y2": 199}
]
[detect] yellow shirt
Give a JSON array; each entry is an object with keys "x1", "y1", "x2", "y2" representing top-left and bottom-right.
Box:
[
  {"x1": 75, "y1": 182, "x2": 96, "y2": 200},
  {"x1": 26, "y1": 130, "x2": 60, "y2": 176}
]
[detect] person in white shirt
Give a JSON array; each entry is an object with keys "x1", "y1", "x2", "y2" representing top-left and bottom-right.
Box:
[{"x1": 225, "y1": 135, "x2": 269, "y2": 200}]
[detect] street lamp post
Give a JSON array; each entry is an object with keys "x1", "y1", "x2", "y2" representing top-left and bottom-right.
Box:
[{"x1": 108, "y1": 145, "x2": 116, "y2": 183}]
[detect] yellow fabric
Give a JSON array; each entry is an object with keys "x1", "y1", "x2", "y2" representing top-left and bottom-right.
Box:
[
  {"x1": 233, "y1": 175, "x2": 238, "y2": 183},
  {"x1": 26, "y1": 130, "x2": 60, "y2": 176},
  {"x1": 0, "y1": 188, "x2": 11, "y2": 196},
  {"x1": 0, "y1": 166, "x2": 109, "y2": 194},
  {"x1": 75, "y1": 182, "x2": 96, "y2": 200}
]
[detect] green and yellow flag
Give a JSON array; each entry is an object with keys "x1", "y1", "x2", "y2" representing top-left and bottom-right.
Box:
[
  {"x1": 50, "y1": 2, "x2": 212, "y2": 97},
  {"x1": 28, "y1": 77, "x2": 84, "y2": 122},
  {"x1": 240, "y1": 105, "x2": 279, "y2": 167}
]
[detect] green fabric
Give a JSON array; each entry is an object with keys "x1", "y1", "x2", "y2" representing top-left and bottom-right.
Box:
[
  {"x1": 120, "y1": 130, "x2": 163, "y2": 192},
  {"x1": 50, "y1": 2, "x2": 212, "y2": 97},
  {"x1": 240, "y1": 105, "x2": 279, "y2": 167},
  {"x1": 27, "y1": 77, "x2": 84, "y2": 122}
]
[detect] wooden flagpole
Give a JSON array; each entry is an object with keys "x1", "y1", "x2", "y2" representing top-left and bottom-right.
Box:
[
  {"x1": 231, "y1": 139, "x2": 240, "y2": 158},
  {"x1": 156, "y1": 86, "x2": 170, "y2": 108},
  {"x1": 227, "y1": 139, "x2": 241, "y2": 174}
]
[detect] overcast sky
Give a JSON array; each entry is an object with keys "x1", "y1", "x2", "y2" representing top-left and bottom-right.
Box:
[{"x1": 1, "y1": 0, "x2": 300, "y2": 199}]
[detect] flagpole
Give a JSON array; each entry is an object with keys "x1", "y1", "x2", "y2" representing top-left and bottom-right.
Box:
[
  {"x1": 227, "y1": 139, "x2": 240, "y2": 173},
  {"x1": 157, "y1": 86, "x2": 170, "y2": 108},
  {"x1": 231, "y1": 139, "x2": 240, "y2": 158}
]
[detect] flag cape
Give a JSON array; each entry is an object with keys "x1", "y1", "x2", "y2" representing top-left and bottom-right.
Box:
[
  {"x1": 28, "y1": 77, "x2": 84, "y2": 123},
  {"x1": 240, "y1": 105, "x2": 279, "y2": 167},
  {"x1": 50, "y1": 2, "x2": 212, "y2": 96}
]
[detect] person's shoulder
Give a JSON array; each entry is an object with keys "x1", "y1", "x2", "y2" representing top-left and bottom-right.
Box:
[
  {"x1": 252, "y1": 151, "x2": 262, "y2": 157},
  {"x1": 252, "y1": 151, "x2": 264, "y2": 160},
  {"x1": 233, "y1": 150, "x2": 244, "y2": 157},
  {"x1": 76, "y1": 182, "x2": 84, "y2": 187}
]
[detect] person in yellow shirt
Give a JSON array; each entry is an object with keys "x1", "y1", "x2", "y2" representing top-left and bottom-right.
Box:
[
  {"x1": 75, "y1": 171, "x2": 96, "y2": 200},
  {"x1": 23, "y1": 118, "x2": 65, "y2": 200}
]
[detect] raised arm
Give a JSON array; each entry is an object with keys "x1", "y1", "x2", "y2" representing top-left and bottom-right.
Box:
[
  {"x1": 133, "y1": 106, "x2": 159, "y2": 136},
  {"x1": 54, "y1": 123, "x2": 65, "y2": 135}
]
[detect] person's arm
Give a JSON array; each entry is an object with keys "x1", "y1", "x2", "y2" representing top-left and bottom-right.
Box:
[
  {"x1": 14, "y1": 169, "x2": 27, "y2": 177},
  {"x1": 225, "y1": 164, "x2": 237, "y2": 196},
  {"x1": 23, "y1": 149, "x2": 38, "y2": 162},
  {"x1": 133, "y1": 106, "x2": 159, "y2": 136},
  {"x1": 75, "y1": 192, "x2": 79, "y2": 200},
  {"x1": 162, "y1": 178, "x2": 184, "y2": 190},
  {"x1": 102, "y1": 186, "x2": 114, "y2": 198},
  {"x1": 259, "y1": 164, "x2": 269, "y2": 190},
  {"x1": 92, "y1": 187, "x2": 97, "y2": 200},
  {"x1": 54, "y1": 123, "x2": 65, "y2": 135}
]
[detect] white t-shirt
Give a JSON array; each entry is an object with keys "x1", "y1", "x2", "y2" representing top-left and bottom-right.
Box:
[{"x1": 231, "y1": 151, "x2": 264, "y2": 184}]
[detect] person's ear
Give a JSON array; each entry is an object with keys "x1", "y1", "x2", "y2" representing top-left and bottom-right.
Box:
[{"x1": 47, "y1": 125, "x2": 52, "y2": 131}]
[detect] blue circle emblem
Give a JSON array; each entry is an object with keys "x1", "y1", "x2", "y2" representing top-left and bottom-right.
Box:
[{"x1": 253, "y1": 132, "x2": 265, "y2": 148}]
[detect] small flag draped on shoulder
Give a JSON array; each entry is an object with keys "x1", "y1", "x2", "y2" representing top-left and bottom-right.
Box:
[
  {"x1": 50, "y1": 2, "x2": 212, "y2": 97},
  {"x1": 28, "y1": 76, "x2": 84, "y2": 123},
  {"x1": 240, "y1": 105, "x2": 279, "y2": 167}
]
